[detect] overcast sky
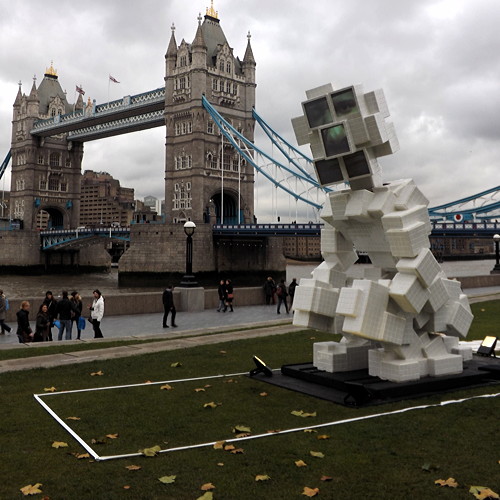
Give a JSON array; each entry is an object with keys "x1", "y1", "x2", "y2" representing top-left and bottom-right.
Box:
[{"x1": 1, "y1": 0, "x2": 499, "y2": 222}]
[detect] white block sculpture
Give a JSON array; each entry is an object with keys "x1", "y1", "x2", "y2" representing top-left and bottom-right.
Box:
[{"x1": 291, "y1": 83, "x2": 473, "y2": 382}]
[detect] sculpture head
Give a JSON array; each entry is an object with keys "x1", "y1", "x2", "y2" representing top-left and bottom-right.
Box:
[{"x1": 292, "y1": 83, "x2": 399, "y2": 190}]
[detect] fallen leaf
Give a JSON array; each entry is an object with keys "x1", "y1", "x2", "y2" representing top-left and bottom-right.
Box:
[
  {"x1": 195, "y1": 388, "x2": 206, "y2": 392},
  {"x1": 219, "y1": 350, "x2": 227, "y2": 354},
  {"x1": 66, "y1": 416, "x2": 81, "y2": 421},
  {"x1": 309, "y1": 451, "x2": 325, "y2": 459},
  {"x1": 317, "y1": 434, "x2": 330, "y2": 440},
  {"x1": 260, "y1": 392, "x2": 268, "y2": 397},
  {"x1": 170, "y1": 362, "x2": 182, "y2": 367},
  {"x1": 106, "y1": 433, "x2": 119, "y2": 439},
  {"x1": 213, "y1": 441, "x2": 225, "y2": 450},
  {"x1": 224, "y1": 444, "x2": 235, "y2": 451},
  {"x1": 255, "y1": 474, "x2": 271, "y2": 481},
  {"x1": 52, "y1": 441, "x2": 69, "y2": 449},
  {"x1": 303, "y1": 429, "x2": 317, "y2": 433},
  {"x1": 72, "y1": 452, "x2": 90, "y2": 459},
  {"x1": 44, "y1": 387, "x2": 57, "y2": 392},
  {"x1": 302, "y1": 486, "x2": 320, "y2": 497},
  {"x1": 217, "y1": 462, "x2": 224, "y2": 467},
  {"x1": 139, "y1": 445, "x2": 162, "y2": 457},
  {"x1": 267, "y1": 429, "x2": 281, "y2": 433},
  {"x1": 144, "y1": 380, "x2": 153, "y2": 384},
  {"x1": 90, "y1": 370, "x2": 104, "y2": 376},
  {"x1": 203, "y1": 402, "x2": 219, "y2": 409},
  {"x1": 292, "y1": 410, "x2": 317, "y2": 418},
  {"x1": 470, "y1": 486, "x2": 500, "y2": 499},
  {"x1": 201, "y1": 483, "x2": 215, "y2": 491},
  {"x1": 196, "y1": 493, "x2": 213, "y2": 500},
  {"x1": 20, "y1": 483, "x2": 43, "y2": 496},
  {"x1": 91, "y1": 437, "x2": 106, "y2": 445},
  {"x1": 204, "y1": 384, "x2": 212, "y2": 388},
  {"x1": 421, "y1": 463, "x2": 440, "y2": 472},
  {"x1": 295, "y1": 460, "x2": 307, "y2": 467},
  {"x1": 234, "y1": 433, "x2": 251, "y2": 438},
  {"x1": 123, "y1": 485, "x2": 131, "y2": 490},
  {"x1": 320, "y1": 475, "x2": 333, "y2": 482},
  {"x1": 230, "y1": 448, "x2": 244, "y2": 454},
  {"x1": 232, "y1": 425, "x2": 252, "y2": 434},
  {"x1": 125, "y1": 465, "x2": 141, "y2": 471},
  {"x1": 435, "y1": 477, "x2": 458, "y2": 488},
  {"x1": 158, "y1": 475, "x2": 176, "y2": 484},
  {"x1": 160, "y1": 384, "x2": 173, "y2": 390}
]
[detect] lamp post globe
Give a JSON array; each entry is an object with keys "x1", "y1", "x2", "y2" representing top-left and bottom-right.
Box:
[
  {"x1": 492, "y1": 234, "x2": 500, "y2": 274},
  {"x1": 184, "y1": 220, "x2": 196, "y2": 237}
]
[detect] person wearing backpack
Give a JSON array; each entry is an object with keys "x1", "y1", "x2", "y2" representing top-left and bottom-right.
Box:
[
  {"x1": 276, "y1": 279, "x2": 289, "y2": 314},
  {"x1": 0, "y1": 290, "x2": 12, "y2": 334}
]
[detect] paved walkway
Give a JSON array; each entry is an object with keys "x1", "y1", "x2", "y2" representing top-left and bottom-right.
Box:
[{"x1": 1, "y1": 287, "x2": 498, "y2": 374}]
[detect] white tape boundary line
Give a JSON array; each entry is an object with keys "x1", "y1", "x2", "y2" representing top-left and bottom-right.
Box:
[{"x1": 34, "y1": 372, "x2": 500, "y2": 462}]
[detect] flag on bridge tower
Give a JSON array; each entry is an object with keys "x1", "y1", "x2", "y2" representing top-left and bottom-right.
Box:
[
  {"x1": 75, "y1": 85, "x2": 85, "y2": 95},
  {"x1": 109, "y1": 75, "x2": 120, "y2": 83}
]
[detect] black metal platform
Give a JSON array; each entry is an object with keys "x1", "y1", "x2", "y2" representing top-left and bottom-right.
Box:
[{"x1": 257, "y1": 356, "x2": 500, "y2": 407}]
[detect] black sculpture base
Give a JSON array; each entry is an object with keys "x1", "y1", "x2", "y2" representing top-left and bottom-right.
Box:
[{"x1": 255, "y1": 356, "x2": 500, "y2": 407}]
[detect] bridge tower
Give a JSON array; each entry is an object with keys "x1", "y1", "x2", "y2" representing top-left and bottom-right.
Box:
[
  {"x1": 10, "y1": 64, "x2": 84, "y2": 230},
  {"x1": 164, "y1": 6, "x2": 256, "y2": 225}
]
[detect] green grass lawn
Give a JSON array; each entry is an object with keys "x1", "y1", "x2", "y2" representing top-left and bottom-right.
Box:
[{"x1": 1, "y1": 325, "x2": 499, "y2": 500}]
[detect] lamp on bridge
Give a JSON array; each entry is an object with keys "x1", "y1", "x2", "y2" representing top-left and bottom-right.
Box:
[
  {"x1": 180, "y1": 221, "x2": 198, "y2": 287},
  {"x1": 492, "y1": 234, "x2": 500, "y2": 274}
]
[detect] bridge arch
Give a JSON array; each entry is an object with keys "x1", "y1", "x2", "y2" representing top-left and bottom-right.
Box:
[
  {"x1": 36, "y1": 206, "x2": 66, "y2": 230},
  {"x1": 210, "y1": 190, "x2": 240, "y2": 224}
]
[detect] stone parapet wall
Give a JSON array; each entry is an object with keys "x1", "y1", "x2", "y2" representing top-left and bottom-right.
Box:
[{"x1": 0, "y1": 231, "x2": 42, "y2": 267}]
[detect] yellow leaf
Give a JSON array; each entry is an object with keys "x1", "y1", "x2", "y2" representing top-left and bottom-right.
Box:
[
  {"x1": 217, "y1": 462, "x2": 224, "y2": 466},
  {"x1": 159, "y1": 475, "x2": 176, "y2": 484},
  {"x1": 144, "y1": 380, "x2": 152, "y2": 384},
  {"x1": 303, "y1": 429, "x2": 317, "y2": 433},
  {"x1": 234, "y1": 433, "x2": 251, "y2": 438},
  {"x1": 139, "y1": 445, "x2": 161, "y2": 457},
  {"x1": 260, "y1": 392, "x2": 268, "y2": 397},
  {"x1": 66, "y1": 416, "x2": 80, "y2": 421},
  {"x1": 106, "y1": 433, "x2": 119, "y2": 439},
  {"x1": 52, "y1": 441, "x2": 69, "y2": 448},
  {"x1": 470, "y1": 486, "x2": 500, "y2": 499},
  {"x1": 90, "y1": 370, "x2": 104, "y2": 376},
  {"x1": 125, "y1": 465, "x2": 142, "y2": 471},
  {"x1": 72, "y1": 452, "x2": 90, "y2": 459},
  {"x1": 255, "y1": 474, "x2": 271, "y2": 481},
  {"x1": 232, "y1": 425, "x2": 252, "y2": 434},
  {"x1": 204, "y1": 384, "x2": 212, "y2": 388},
  {"x1": 224, "y1": 444, "x2": 235, "y2": 451},
  {"x1": 435, "y1": 477, "x2": 458, "y2": 488},
  {"x1": 123, "y1": 485, "x2": 131, "y2": 489},
  {"x1": 160, "y1": 384, "x2": 173, "y2": 390},
  {"x1": 170, "y1": 362, "x2": 182, "y2": 367},
  {"x1": 195, "y1": 388, "x2": 206, "y2": 392},
  {"x1": 230, "y1": 448, "x2": 244, "y2": 454},
  {"x1": 20, "y1": 483, "x2": 43, "y2": 496},
  {"x1": 201, "y1": 483, "x2": 215, "y2": 491},
  {"x1": 309, "y1": 451, "x2": 325, "y2": 458},
  {"x1": 213, "y1": 441, "x2": 225, "y2": 449},
  {"x1": 302, "y1": 486, "x2": 320, "y2": 497},
  {"x1": 321, "y1": 475, "x2": 333, "y2": 481},
  {"x1": 317, "y1": 434, "x2": 330, "y2": 440},
  {"x1": 219, "y1": 350, "x2": 227, "y2": 354},
  {"x1": 292, "y1": 410, "x2": 317, "y2": 418},
  {"x1": 295, "y1": 460, "x2": 308, "y2": 467},
  {"x1": 203, "y1": 401, "x2": 218, "y2": 409},
  {"x1": 197, "y1": 492, "x2": 213, "y2": 500},
  {"x1": 44, "y1": 387, "x2": 57, "y2": 392}
]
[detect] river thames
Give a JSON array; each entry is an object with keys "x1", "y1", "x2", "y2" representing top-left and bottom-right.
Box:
[{"x1": 0, "y1": 258, "x2": 497, "y2": 299}]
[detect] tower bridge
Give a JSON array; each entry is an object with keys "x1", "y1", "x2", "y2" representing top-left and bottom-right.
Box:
[{"x1": 1, "y1": 5, "x2": 499, "y2": 277}]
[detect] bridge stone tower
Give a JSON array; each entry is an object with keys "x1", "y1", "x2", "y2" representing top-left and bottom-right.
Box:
[
  {"x1": 10, "y1": 64, "x2": 84, "y2": 230},
  {"x1": 164, "y1": 6, "x2": 256, "y2": 224}
]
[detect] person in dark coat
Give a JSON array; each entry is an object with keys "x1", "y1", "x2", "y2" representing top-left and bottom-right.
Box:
[
  {"x1": 70, "y1": 291, "x2": 83, "y2": 339},
  {"x1": 0, "y1": 290, "x2": 12, "y2": 335},
  {"x1": 263, "y1": 277, "x2": 276, "y2": 305},
  {"x1": 162, "y1": 285, "x2": 177, "y2": 327},
  {"x1": 42, "y1": 291, "x2": 57, "y2": 341},
  {"x1": 216, "y1": 279, "x2": 227, "y2": 312},
  {"x1": 55, "y1": 290, "x2": 76, "y2": 340},
  {"x1": 288, "y1": 278, "x2": 298, "y2": 307},
  {"x1": 34, "y1": 304, "x2": 51, "y2": 342},
  {"x1": 276, "y1": 279, "x2": 289, "y2": 314},
  {"x1": 16, "y1": 301, "x2": 33, "y2": 343}
]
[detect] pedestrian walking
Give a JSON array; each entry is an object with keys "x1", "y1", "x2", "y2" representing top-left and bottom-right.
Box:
[
  {"x1": 263, "y1": 277, "x2": 276, "y2": 305},
  {"x1": 42, "y1": 291, "x2": 57, "y2": 341},
  {"x1": 162, "y1": 285, "x2": 177, "y2": 327},
  {"x1": 34, "y1": 304, "x2": 51, "y2": 342},
  {"x1": 89, "y1": 289, "x2": 104, "y2": 338},
  {"x1": 56, "y1": 290, "x2": 76, "y2": 340},
  {"x1": 16, "y1": 301, "x2": 33, "y2": 343},
  {"x1": 0, "y1": 289, "x2": 12, "y2": 335},
  {"x1": 70, "y1": 291, "x2": 83, "y2": 339},
  {"x1": 216, "y1": 279, "x2": 226, "y2": 312},
  {"x1": 276, "y1": 279, "x2": 289, "y2": 314}
]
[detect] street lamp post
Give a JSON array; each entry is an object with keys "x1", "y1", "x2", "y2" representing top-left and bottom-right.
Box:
[
  {"x1": 180, "y1": 221, "x2": 198, "y2": 287},
  {"x1": 492, "y1": 234, "x2": 500, "y2": 274}
]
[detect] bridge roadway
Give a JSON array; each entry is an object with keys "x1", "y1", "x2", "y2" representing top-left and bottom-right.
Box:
[{"x1": 38, "y1": 221, "x2": 500, "y2": 251}]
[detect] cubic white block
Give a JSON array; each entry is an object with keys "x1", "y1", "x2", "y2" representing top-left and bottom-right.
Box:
[
  {"x1": 336, "y1": 287, "x2": 361, "y2": 317},
  {"x1": 305, "y1": 83, "x2": 334, "y2": 99},
  {"x1": 345, "y1": 189, "x2": 374, "y2": 221},
  {"x1": 427, "y1": 355, "x2": 463, "y2": 377},
  {"x1": 452, "y1": 344, "x2": 473, "y2": 361},
  {"x1": 365, "y1": 113, "x2": 389, "y2": 145},
  {"x1": 348, "y1": 116, "x2": 370, "y2": 145},
  {"x1": 444, "y1": 300, "x2": 474, "y2": 338},
  {"x1": 396, "y1": 248, "x2": 442, "y2": 287},
  {"x1": 424, "y1": 276, "x2": 450, "y2": 313},
  {"x1": 382, "y1": 205, "x2": 430, "y2": 231},
  {"x1": 291, "y1": 115, "x2": 311, "y2": 146},
  {"x1": 293, "y1": 310, "x2": 335, "y2": 333},
  {"x1": 312, "y1": 261, "x2": 347, "y2": 288},
  {"x1": 391, "y1": 181, "x2": 429, "y2": 210},
  {"x1": 385, "y1": 222, "x2": 430, "y2": 258},
  {"x1": 389, "y1": 273, "x2": 428, "y2": 314},
  {"x1": 422, "y1": 336, "x2": 449, "y2": 358},
  {"x1": 368, "y1": 251, "x2": 399, "y2": 270},
  {"x1": 368, "y1": 188, "x2": 397, "y2": 218},
  {"x1": 329, "y1": 191, "x2": 350, "y2": 221},
  {"x1": 377, "y1": 311, "x2": 406, "y2": 345},
  {"x1": 379, "y1": 358, "x2": 421, "y2": 382}
]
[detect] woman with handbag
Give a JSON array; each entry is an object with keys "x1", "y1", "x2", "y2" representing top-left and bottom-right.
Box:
[
  {"x1": 16, "y1": 301, "x2": 33, "y2": 344},
  {"x1": 224, "y1": 279, "x2": 234, "y2": 312},
  {"x1": 89, "y1": 289, "x2": 104, "y2": 338}
]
